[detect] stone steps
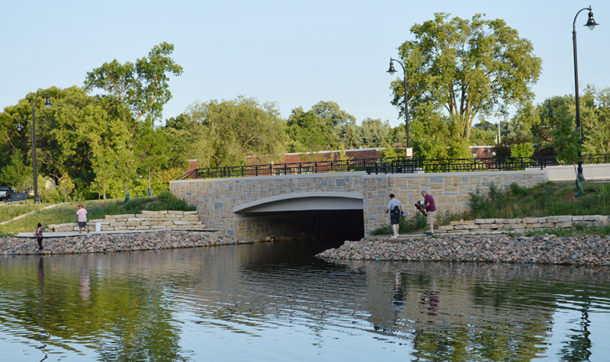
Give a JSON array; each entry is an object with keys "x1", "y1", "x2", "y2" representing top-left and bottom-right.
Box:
[
  {"x1": 48, "y1": 210, "x2": 204, "y2": 232},
  {"x1": 438, "y1": 215, "x2": 608, "y2": 234}
]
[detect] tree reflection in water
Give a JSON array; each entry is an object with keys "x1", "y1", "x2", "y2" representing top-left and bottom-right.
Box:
[{"x1": 0, "y1": 243, "x2": 608, "y2": 360}]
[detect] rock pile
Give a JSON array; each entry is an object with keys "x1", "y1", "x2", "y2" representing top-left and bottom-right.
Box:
[
  {"x1": 317, "y1": 234, "x2": 610, "y2": 266},
  {"x1": 0, "y1": 230, "x2": 239, "y2": 256}
]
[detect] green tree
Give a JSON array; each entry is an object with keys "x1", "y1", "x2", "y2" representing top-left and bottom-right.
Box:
[
  {"x1": 335, "y1": 121, "x2": 362, "y2": 149},
  {"x1": 187, "y1": 97, "x2": 286, "y2": 167},
  {"x1": 0, "y1": 150, "x2": 32, "y2": 192},
  {"x1": 287, "y1": 101, "x2": 360, "y2": 153},
  {"x1": 310, "y1": 101, "x2": 356, "y2": 128},
  {"x1": 135, "y1": 122, "x2": 187, "y2": 195},
  {"x1": 505, "y1": 103, "x2": 538, "y2": 144},
  {"x1": 84, "y1": 42, "x2": 183, "y2": 124},
  {"x1": 57, "y1": 173, "x2": 75, "y2": 201},
  {"x1": 287, "y1": 107, "x2": 336, "y2": 153},
  {"x1": 392, "y1": 13, "x2": 541, "y2": 144},
  {"x1": 535, "y1": 95, "x2": 578, "y2": 162},
  {"x1": 510, "y1": 142, "x2": 535, "y2": 158},
  {"x1": 580, "y1": 87, "x2": 610, "y2": 155},
  {"x1": 85, "y1": 43, "x2": 182, "y2": 199},
  {"x1": 470, "y1": 120, "x2": 497, "y2": 145},
  {"x1": 359, "y1": 118, "x2": 391, "y2": 147}
]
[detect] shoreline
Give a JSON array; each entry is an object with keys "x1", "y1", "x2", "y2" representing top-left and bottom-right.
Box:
[
  {"x1": 0, "y1": 230, "x2": 242, "y2": 256},
  {"x1": 317, "y1": 234, "x2": 610, "y2": 266}
]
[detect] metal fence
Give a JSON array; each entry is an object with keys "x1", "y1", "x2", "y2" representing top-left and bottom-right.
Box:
[{"x1": 177, "y1": 154, "x2": 608, "y2": 180}]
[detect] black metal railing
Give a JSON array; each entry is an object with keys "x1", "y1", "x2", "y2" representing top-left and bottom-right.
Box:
[
  {"x1": 178, "y1": 158, "x2": 378, "y2": 180},
  {"x1": 177, "y1": 154, "x2": 608, "y2": 180}
]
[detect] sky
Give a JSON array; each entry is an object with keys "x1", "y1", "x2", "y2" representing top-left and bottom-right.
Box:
[{"x1": 1, "y1": 0, "x2": 609, "y2": 128}]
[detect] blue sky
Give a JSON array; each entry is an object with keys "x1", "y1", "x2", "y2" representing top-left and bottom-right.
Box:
[{"x1": 1, "y1": 0, "x2": 609, "y2": 127}]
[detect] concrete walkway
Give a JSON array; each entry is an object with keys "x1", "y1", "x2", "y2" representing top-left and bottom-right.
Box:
[{"x1": 14, "y1": 228, "x2": 218, "y2": 239}]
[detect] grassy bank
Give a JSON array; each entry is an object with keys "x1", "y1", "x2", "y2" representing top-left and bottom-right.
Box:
[
  {"x1": 0, "y1": 203, "x2": 44, "y2": 223},
  {"x1": 469, "y1": 181, "x2": 609, "y2": 219},
  {"x1": 0, "y1": 192, "x2": 195, "y2": 234},
  {"x1": 373, "y1": 181, "x2": 610, "y2": 236}
]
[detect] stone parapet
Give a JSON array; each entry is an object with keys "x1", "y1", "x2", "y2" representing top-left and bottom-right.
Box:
[
  {"x1": 47, "y1": 210, "x2": 204, "y2": 232},
  {"x1": 437, "y1": 215, "x2": 609, "y2": 234}
]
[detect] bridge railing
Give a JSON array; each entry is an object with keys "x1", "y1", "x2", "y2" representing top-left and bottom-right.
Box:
[
  {"x1": 178, "y1": 158, "x2": 378, "y2": 180},
  {"x1": 177, "y1": 154, "x2": 608, "y2": 180}
]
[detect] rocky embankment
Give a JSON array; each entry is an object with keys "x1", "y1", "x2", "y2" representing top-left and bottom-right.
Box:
[
  {"x1": 317, "y1": 234, "x2": 610, "y2": 266},
  {"x1": 0, "y1": 230, "x2": 239, "y2": 256}
]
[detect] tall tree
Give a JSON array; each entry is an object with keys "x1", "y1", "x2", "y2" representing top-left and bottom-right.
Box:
[
  {"x1": 310, "y1": 101, "x2": 356, "y2": 129},
  {"x1": 580, "y1": 87, "x2": 610, "y2": 155},
  {"x1": 359, "y1": 118, "x2": 391, "y2": 148},
  {"x1": 187, "y1": 97, "x2": 286, "y2": 167},
  {"x1": 287, "y1": 108, "x2": 336, "y2": 153},
  {"x1": 84, "y1": 42, "x2": 183, "y2": 124},
  {"x1": 391, "y1": 13, "x2": 542, "y2": 144},
  {"x1": 85, "y1": 43, "x2": 182, "y2": 198}
]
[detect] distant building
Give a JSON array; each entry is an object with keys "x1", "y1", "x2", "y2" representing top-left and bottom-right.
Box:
[{"x1": 469, "y1": 146, "x2": 496, "y2": 160}]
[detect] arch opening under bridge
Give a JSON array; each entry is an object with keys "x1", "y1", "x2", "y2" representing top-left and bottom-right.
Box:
[{"x1": 233, "y1": 192, "x2": 365, "y2": 241}]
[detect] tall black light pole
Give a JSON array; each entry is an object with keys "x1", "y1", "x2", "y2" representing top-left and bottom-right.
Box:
[
  {"x1": 387, "y1": 58, "x2": 411, "y2": 150},
  {"x1": 572, "y1": 6, "x2": 598, "y2": 193},
  {"x1": 30, "y1": 93, "x2": 52, "y2": 203}
]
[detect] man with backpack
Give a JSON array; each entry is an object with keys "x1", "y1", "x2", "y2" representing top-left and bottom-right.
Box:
[{"x1": 385, "y1": 193, "x2": 404, "y2": 238}]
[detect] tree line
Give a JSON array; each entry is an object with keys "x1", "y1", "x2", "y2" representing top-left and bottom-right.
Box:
[{"x1": 1, "y1": 13, "x2": 608, "y2": 202}]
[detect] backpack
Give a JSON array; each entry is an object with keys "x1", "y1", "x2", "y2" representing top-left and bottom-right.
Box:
[{"x1": 391, "y1": 205, "x2": 401, "y2": 215}]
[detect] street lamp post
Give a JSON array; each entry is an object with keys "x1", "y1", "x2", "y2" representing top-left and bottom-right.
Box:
[
  {"x1": 18, "y1": 93, "x2": 52, "y2": 204},
  {"x1": 387, "y1": 58, "x2": 411, "y2": 150},
  {"x1": 572, "y1": 6, "x2": 598, "y2": 195}
]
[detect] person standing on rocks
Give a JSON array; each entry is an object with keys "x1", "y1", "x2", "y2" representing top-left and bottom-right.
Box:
[
  {"x1": 35, "y1": 223, "x2": 44, "y2": 251},
  {"x1": 421, "y1": 190, "x2": 436, "y2": 235},
  {"x1": 385, "y1": 193, "x2": 403, "y2": 238},
  {"x1": 76, "y1": 204, "x2": 90, "y2": 234}
]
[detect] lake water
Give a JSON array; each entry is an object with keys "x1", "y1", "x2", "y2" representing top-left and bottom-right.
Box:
[{"x1": 1, "y1": 240, "x2": 609, "y2": 361}]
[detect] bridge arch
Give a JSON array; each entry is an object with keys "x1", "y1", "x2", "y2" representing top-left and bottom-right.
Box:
[{"x1": 233, "y1": 192, "x2": 363, "y2": 215}]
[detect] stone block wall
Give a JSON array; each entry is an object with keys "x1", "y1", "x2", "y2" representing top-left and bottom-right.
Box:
[
  {"x1": 171, "y1": 168, "x2": 549, "y2": 241},
  {"x1": 363, "y1": 169, "x2": 548, "y2": 234},
  {"x1": 171, "y1": 173, "x2": 364, "y2": 240},
  {"x1": 438, "y1": 215, "x2": 609, "y2": 234},
  {"x1": 48, "y1": 210, "x2": 205, "y2": 232}
]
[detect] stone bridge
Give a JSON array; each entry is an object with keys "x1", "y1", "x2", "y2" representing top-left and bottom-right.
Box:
[{"x1": 170, "y1": 169, "x2": 549, "y2": 241}]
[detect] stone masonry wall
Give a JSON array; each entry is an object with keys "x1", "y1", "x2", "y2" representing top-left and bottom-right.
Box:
[
  {"x1": 171, "y1": 173, "x2": 364, "y2": 240},
  {"x1": 362, "y1": 169, "x2": 548, "y2": 234},
  {"x1": 171, "y1": 168, "x2": 548, "y2": 241},
  {"x1": 48, "y1": 210, "x2": 205, "y2": 232},
  {"x1": 438, "y1": 215, "x2": 609, "y2": 234}
]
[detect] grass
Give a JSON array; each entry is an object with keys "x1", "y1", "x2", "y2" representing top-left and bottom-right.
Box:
[
  {"x1": 0, "y1": 203, "x2": 44, "y2": 223},
  {"x1": 469, "y1": 181, "x2": 610, "y2": 219},
  {"x1": 0, "y1": 191, "x2": 195, "y2": 234},
  {"x1": 371, "y1": 213, "x2": 428, "y2": 235}
]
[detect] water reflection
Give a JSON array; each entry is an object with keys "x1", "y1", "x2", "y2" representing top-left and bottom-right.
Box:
[{"x1": 0, "y1": 242, "x2": 609, "y2": 361}]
